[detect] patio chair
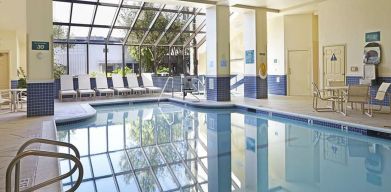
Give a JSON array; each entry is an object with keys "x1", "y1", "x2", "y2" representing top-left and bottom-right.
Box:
[
  {"x1": 0, "y1": 90, "x2": 12, "y2": 111},
  {"x1": 312, "y1": 82, "x2": 338, "y2": 112},
  {"x1": 126, "y1": 73, "x2": 146, "y2": 95},
  {"x1": 95, "y1": 75, "x2": 114, "y2": 97},
  {"x1": 77, "y1": 75, "x2": 96, "y2": 99},
  {"x1": 342, "y1": 85, "x2": 370, "y2": 116},
  {"x1": 141, "y1": 73, "x2": 162, "y2": 94},
  {"x1": 112, "y1": 74, "x2": 131, "y2": 96},
  {"x1": 371, "y1": 82, "x2": 391, "y2": 113},
  {"x1": 59, "y1": 75, "x2": 77, "y2": 101},
  {"x1": 328, "y1": 80, "x2": 345, "y2": 87},
  {"x1": 17, "y1": 90, "x2": 27, "y2": 110}
]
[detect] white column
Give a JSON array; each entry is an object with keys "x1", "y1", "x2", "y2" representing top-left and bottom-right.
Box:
[
  {"x1": 205, "y1": 5, "x2": 231, "y2": 101},
  {"x1": 243, "y1": 9, "x2": 268, "y2": 99}
]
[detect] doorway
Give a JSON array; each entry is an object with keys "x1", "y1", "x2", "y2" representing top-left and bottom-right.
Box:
[
  {"x1": 288, "y1": 50, "x2": 312, "y2": 96},
  {"x1": 323, "y1": 45, "x2": 346, "y2": 86},
  {"x1": 0, "y1": 52, "x2": 9, "y2": 89}
]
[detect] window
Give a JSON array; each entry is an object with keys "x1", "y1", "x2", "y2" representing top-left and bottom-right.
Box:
[
  {"x1": 53, "y1": 43, "x2": 68, "y2": 75},
  {"x1": 68, "y1": 44, "x2": 87, "y2": 75},
  {"x1": 107, "y1": 45, "x2": 123, "y2": 76},
  {"x1": 89, "y1": 45, "x2": 106, "y2": 76},
  {"x1": 125, "y1": 46, "x2": 139, "y2": 74}
]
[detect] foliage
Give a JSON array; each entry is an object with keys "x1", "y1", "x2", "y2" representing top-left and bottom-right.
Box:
[
  {"x1": 17, "y1": 67, "x2": 27, "y2": 88},
  {"x1": 157, "y1": 66, "x2": 170, "y2": 74},
  {"x1": 54, "y1": 63, "x2": 67, "y2": 79},
  {"x1": 111, "y1": 66, "x2": 133, "y2": 76},
  {"x1": 119, "y1": 8, "x2": 193, "y2": 73}
]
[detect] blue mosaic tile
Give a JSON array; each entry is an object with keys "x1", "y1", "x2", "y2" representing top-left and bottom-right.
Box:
[
  {"x1": 313, "y1": 120, "x2": 340, "y2": 129},
  {"x1": 272, "y1": 113, "x2": 308, "y2": 123},
  {"x1": 27, "y1": 82, "x2": 54, "y2": 117},
  {"x1": 268, "y1": 75, "x2": 287, "y2": 96},
  {"x1": 206, "y1": 76, "x2": 230, "y2": 101},
  {"x1": 10, "y1": 80, "x2": 19, "y2": 89},
  {"x1": 231, "y1": 76, "x2": 244, "y2": 90},
  {"x1": 244, "y1": 75, "x2": 268, "y2": 99},
  {"x1": 348, "y1": 126, "x2": 368, "y2": 136}
]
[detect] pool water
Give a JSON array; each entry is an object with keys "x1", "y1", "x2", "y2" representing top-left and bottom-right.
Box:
[{"x1": 57, "y1": 102, "x2": 391, "y2": 192}]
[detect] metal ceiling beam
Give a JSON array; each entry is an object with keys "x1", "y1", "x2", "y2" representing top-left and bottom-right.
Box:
[
  {"x1": 153, "y1": 6, "x2": 184, "y2": 46},
  {"x1": 87, "y1": 0, "x2": 100, "y2": 43},
  {"x1": 66, "y1": 1, "x2": 74, "y2": 43},
  {"x1": 53, "y1": 0, "x2": 206, "y2": 15},
  {"x1": 196, "y1": 36, "x2": 206, "y2": 48},
  {"x1": 183, "y1": 19, "x2": 205, "y2": 48},
  {"x1": 138, "y1": 4, "x2": 165, "y2": 46},
  {"x1": 123, "y1": 2, "x2": 145, "y2": 45},
  {"x1": 168, "y1": 8, "x2": 202, "y2": 47},
  {"x1": 106, "y1": 0, "x2": 125, "y2": 43}
]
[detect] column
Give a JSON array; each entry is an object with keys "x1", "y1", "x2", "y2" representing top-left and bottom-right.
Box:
[
  {"x1": 244, "y1": 115, "x2": 268, "y2": 192},
  {"x1": 205, "y1": 5, "x2": 231, "y2": 101},
  {"x1": 244, "y1": 9, "x2": 268, "y2": 99},
  {"x1": 26, "y1": 0, "x2": 54, "y2": 117},
  {"x1": 207, "y1": 112, "x2": 231, "y2": 192}
]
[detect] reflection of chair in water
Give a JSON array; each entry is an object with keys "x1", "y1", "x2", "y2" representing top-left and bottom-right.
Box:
[{"x1": 182, "y1": 75, "x2": 200, "y2": 102}]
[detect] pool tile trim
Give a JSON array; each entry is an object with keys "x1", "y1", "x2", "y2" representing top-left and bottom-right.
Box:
[{"x1": 54, "y1": 97, "x2": 391, "y2": 140}]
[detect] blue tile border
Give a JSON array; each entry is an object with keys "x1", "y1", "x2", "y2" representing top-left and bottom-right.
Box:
[
  {"x1": 244, "y1": 75, "x2": 268, "y2": 99},
  {"x1": 206, "y1": 76, "x2": 231, "y2": 101},
  {"x1": 11, "y1": 80, "x2": 19, "y2": 89},
  {"x1": 268, "y1": 75, "x2": 287, "y2": 96},
  {"x1": 27, "y1": 82, "x2": 54, "y2": 117}
]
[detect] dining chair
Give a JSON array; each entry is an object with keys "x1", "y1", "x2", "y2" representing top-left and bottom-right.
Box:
[
  {"x1": 312, "y1": 82, "x2": 338, "y2": 112},
  {"x1": 0, "y1": 90, "x2": 12, "y2": 112},
  {"x1": 342, "y1": 85, "x2": 370, "y2": 116},
  {"x1": 328, "y1": 80, "x2": 345, "y2": 87}
]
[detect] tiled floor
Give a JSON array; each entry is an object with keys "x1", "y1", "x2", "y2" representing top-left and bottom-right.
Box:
[{"x1": 1, "y1": 93, "x2": 390, "y2": 191}]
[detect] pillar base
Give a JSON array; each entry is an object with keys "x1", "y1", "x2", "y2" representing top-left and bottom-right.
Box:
[
  {"x1": 244, "y1": 75, "x2": 268, "y2": 99},
  {"x1": 206, "y1": 76, "x2": 231, "y2": 101},
  {"x1": 27, "y1": 82, "x2": 54, "y2": 117}
]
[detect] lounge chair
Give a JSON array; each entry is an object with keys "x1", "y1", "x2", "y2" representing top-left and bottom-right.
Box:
[
  {"x1": 59, "y1": 75, "x2": 77, "y2": 101},
  {"x1": 95, "y1": 75, "x2": 114, "y2": 97},
  {"x1": 126, "y1": 73, "x2": 146, "y2": 95},
  {"x1": 112, "y1": 74, "x2": 131, "y2": 96},
  {"x1": 77, "y1": 75, "x2": 96, "y2": 99},
  {"x1": 141, "y1": 73, "x2": 162, "y2": 94}
]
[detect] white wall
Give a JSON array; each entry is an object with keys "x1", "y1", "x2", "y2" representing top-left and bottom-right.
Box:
[
  {"x1": 318, "y1": 0, "x2": 391, "y2": 78},
  {"x1": 267, "y1": 13, "x2": 285, "y2": 75}
]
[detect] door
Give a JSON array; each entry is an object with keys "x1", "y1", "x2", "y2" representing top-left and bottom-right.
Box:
[
  {"x1": 0, "y1": 53, "x2": 9, "y2": 89},
  {"x1": 323, "y1": 45, "x2": 345, "y2": 86},
  {"x1": 288, "y1": 50, "x2": 311, "y2": 96}
]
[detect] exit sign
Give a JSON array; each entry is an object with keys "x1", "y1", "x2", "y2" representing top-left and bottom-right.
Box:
[
  {"x1": 365, "y1": 32, "x2": 380, "y2": 42},
  {"x1": 32, "y1": 41, "x2": 49, "y2": 50}
]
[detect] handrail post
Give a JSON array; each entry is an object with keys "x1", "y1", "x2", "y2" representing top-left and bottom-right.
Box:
[{"x1": 171, "y1": 76, "x2": 174, "y2": 98}]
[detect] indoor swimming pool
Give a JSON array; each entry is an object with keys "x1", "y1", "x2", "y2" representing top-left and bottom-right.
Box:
[{"x1": 57, "y1": 102, "x2": 391, "y2": 192}]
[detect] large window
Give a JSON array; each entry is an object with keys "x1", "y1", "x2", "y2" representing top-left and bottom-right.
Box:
[
  {"x1": 69, "y1": 44, "x2": 87, "y2": 75},
  {"x1": 89, "y1": 45, "x2": 106, "y2": 76},
  {"x1": 52, "y1": 0, "x2": 206, "y2": 77}
]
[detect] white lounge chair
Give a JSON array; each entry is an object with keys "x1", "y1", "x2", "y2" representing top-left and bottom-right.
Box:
[
  {"x1": 59, "y1": 75, "x2": 77, "y2": 101},
  {"x1": 95, "y1": 75, "x2": 114, "y2": 97},
  {"x1": 77, "y1": 75, "x2": 96, "y2": 99},
  {"x1": 141, "y1": 73, "x2": 162, "y2": 94},
  {"x1": 112, "y1": 74, "x2": 131, "y2": 96},
  {"x1": 126, "y1": 73, "x2": 146, "y2": 95}
]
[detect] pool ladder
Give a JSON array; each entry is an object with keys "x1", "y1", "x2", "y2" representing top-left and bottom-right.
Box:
[
  {"x1": 158, "y1": 76, "x2": 174, "y2": 105},
  {"x1": 5, "y1": 138, "x2": 83, "y2": 192}
]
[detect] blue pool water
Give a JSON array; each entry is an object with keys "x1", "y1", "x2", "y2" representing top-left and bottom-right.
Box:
[{"x1": 57, "y1": 102, "x2": 391, "y2": 192}]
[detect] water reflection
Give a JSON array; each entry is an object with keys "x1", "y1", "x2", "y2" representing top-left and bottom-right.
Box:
[{"x1": 57, "y1": 103, "x2": 391, "y2": 192}]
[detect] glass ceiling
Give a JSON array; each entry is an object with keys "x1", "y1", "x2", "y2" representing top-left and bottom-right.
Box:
[{"x1": 52, "y1": 0, "x2": 206, "y2": 47}]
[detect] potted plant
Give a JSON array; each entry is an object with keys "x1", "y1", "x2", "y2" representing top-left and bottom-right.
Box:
[{"x1": 17, "y1": 67, "x2": 27, "y2": 88}]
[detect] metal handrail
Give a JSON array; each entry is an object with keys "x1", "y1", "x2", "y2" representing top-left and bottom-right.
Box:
[
  {"x1": 6, "y1": 138, "x2": 83, "y2": 192},
  {"x1": 158, "y1": 76, "x2": 174, "y2": 105},
  {"x1": 6, "y1": 150, "x2": 83, "y2": 192},
  {"x1": 192, "y1": 77, "x2": 206, "y2": 95}
]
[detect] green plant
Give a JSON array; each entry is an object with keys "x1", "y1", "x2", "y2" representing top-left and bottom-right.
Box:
[
  {"x1": 157, "y1": 66, "x2": 170, "y2": 74},
  {"x1": 17, "y1": 67, "x2": 27, "y2": 88},
  {"x1": 111, "y1": 66, "x2": 133, "y2": 76},
  {"x1": 53, "y1": 63, "x2": 66, "y2": 79}
]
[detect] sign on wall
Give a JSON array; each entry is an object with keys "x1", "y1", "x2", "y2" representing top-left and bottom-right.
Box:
[
  {"x1": 32, "y1": 41, "x2": 49, "y2": 50},
  {"x1": 245, "y1": 50, "x2": 255, "y2": 64},
  {"x1": 365, "y1": 31, "x2": 380, "y2": 42}
]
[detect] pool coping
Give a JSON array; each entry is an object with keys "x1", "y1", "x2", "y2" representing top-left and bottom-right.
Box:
[{"x1": 54, "y1": 97, "x2": 391, "y2": 139}]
